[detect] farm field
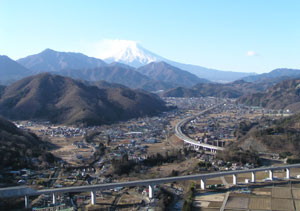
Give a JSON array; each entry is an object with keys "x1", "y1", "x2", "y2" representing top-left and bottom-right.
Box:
[
  {"x1": 248, "y1": 197, "x2": 271, "y2": 210},
  {"x1": 193, "y1": 179, "x2": 300, "y2": 210}
]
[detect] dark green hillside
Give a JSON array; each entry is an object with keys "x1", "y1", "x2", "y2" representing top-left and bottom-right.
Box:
[
  {"x1": 219, "y1": 113, "x2": 300, "y2": 164},
  {"x1": 0, "y1": 116, "x2": 55, "y2": 169},
  {"x1": 161, "y1": 83, "x2": 244, "y2": 98},
  {"x1": 238, "y1": 79, "x2": 300, "y2": 111}
]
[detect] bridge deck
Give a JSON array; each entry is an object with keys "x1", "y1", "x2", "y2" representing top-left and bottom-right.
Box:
[
  {"x1": 1, "y1": 163, "x2": 300, "y2": 198},
  {"x1": 175, "y1": 104, "x2": 224, "y2": 151}
]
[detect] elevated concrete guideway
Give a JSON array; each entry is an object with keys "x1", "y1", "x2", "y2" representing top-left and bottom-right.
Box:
[
  {"x1": 175, "y1": 104, "x2": 224, "y2": 152},
  {"x1": 1, "y1": 163, "x2": 300, "y2": 208}
]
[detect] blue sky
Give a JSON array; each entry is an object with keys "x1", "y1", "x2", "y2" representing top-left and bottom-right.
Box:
[{"x1": 1, "y1": 0, "x2": 300, "y2": 73}]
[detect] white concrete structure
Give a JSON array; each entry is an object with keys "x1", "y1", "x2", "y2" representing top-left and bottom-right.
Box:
[
  {"x1": 148, "y1": 185, "x2": 154, "y2": 199},
  {"x1": 200, "y1": 179, "x2": 206, "y2": 190},
  {"x1": 269, "y1": 170, "x2": 274, "y2": 180},
  {"x1": 91, "y1": 190, "x2": 96, "y2": 205},
  {"x1": 25, "y1": 195, "x2": 29, "y2": 208},
  {"x1": 1, "y1": 164, "x2": 300, "y2": 208},
  {"x1": 52, "y1": 193, "x2": 56, "y2": 205},
  {"x1": 286, "y1": 168, "x2": 290, "y2": 179},
  {"x1": 174, "y1": 104, "x2": 224, "y2": 152},
  {"x1": 233, "y1": 174, "x2": 237, "y2": 185},
  {"x1": 251, "y1": 172, "x2": 256, "y2": 183}
]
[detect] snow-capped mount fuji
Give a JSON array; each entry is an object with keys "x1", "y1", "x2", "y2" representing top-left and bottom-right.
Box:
[
  {"x1": 99, "y1": 40, "x2": 255, "y2": 82},
  {"x1": 100, "y1": 40, "x2": 165, "y2": 67}
]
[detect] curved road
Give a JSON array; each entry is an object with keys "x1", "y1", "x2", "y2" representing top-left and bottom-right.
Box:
[{"x1": 175, "y1": 104, "x2": 224, "y2": 151}]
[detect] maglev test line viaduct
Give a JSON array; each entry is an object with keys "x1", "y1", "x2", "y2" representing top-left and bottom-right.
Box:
[
  {"x1": 175, "y1": 103, "x2": 224, "y2": 152},
  {"x1": 1, "y1": 164, "x2": 300, "y2": 208}
]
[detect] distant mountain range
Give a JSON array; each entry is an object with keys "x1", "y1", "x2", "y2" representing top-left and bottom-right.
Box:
[
  {"x1": 242, "y1": 68, "x2": 300, "y2": 82},
  {"x1": 56, "y1": 64, "x2": 150, "y2": 88},
  {"x1": 17, "y1": 48, "x2": 106, "y2": 73},
  {"x1": 0, "y1": 55, "x2": 31, "y2": 85},
  {"x1": 14, "y1": 49, "x2": 209, "y2": 91},
  {"x1": 238, "y1": 78, "x2": 300, "y2": 112},
  {"x1": 161, "y1": 83, "x2": 243, "y2": 98},
  {"x1": 0, "y1": 73, "x2": 169, "y2": 126},
  {"x1": 102, "y1": 40, "x2": 165, "y2": 68},
  {"x1": 100, "y1": 40, "x2": 255, "y2": 82},
  {"x1": 2, "y1": 48, "x2": 300, "y2": 93},
  {"x1": 136, "y1": 61, "x2": 209, "y2": 87},
  {"x1": 160, "y1": 80, "x2": 270, "y2": 98}
]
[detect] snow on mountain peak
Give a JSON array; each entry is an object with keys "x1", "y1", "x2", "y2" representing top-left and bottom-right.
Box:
[{"x1": 97, "y1": 39, "x2": 164, "y2": 67}]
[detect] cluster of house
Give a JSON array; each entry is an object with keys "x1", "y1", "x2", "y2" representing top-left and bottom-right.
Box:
[
  {"x1": 72, "y1": 140, "x2": 88, "y2": 149},
  {"x1": 38, "y1": 126, "x2": 87, "y2": 138},
  {"x1": 15, "y1": 121, "x2": 51, "y2": 128},
  {"x1": 163, "y1": 97, "x2": 227, "y2": 110},
  {"x1": 1, "y1": 167, "x2": 56, "y2": 188},
  {"x1": 184, "y1": 103, "x2": 272, "y2": 147}
]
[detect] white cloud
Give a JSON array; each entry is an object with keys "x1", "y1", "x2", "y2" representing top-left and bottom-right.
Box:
[
  {"x1": 246, "y1": 51, "x2": 258, "y2": 56},
  {"x1": 74, "y1": 39, "x2": 140, "y2": 59},
  {"x1": 93, "y1": 39, "x2": 141, "y2": 59}
]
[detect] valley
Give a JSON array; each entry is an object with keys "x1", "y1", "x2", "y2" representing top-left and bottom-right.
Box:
[
  {"x1": 2, "y1": 95, "x2": 296, "y2": 210},
  {"x1": 1, "y1": 58, "x2": 300, "y2": 210},
  {"x1": 2, "y1": 2, "x2": 300, "y2": 211}
]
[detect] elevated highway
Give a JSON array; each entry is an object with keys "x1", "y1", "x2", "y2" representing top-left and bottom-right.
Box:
[
  {"x1": 1, "y1": 164, "x2": 300, "y2": 208},
  {"x1": 175, "y1": 104, "x2": 224, "y2": 152}
]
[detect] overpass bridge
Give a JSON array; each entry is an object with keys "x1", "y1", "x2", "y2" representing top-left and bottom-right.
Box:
[
  {"x1": 1, "y1": 164, "x2": 300, "y2": 208},
  {"x1": 175, "y1": 104, "x2": 224, "y2": 152}
]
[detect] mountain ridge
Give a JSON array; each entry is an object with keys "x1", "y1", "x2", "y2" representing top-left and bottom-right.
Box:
[
  {"x1": 237, "y1": 78, "x2": 300, "y2": 111},
  {"x1": 56, "y1": 64, "x2": 178, "y2": 91},
  {"x1": 17, "y1": 48, "x2": 106, "y2": 73},
  {"x1": 99, "y1": 40, "x2": 255, "y2": 81},
  {"x1": 160, "y1": 80, "x2": 268, "y2": 98},
  {"x1": 15, "y1": 49, "x2": 192, "y2": 91},
  {"x1": 0, "y1": 73, "x2": 169, "y2": 126},
  {"x1": 241, "y1": 68, "x2": 300, "y2": 82},
  {"x1": 0, "y1": 55, "x2": 31, "y2": 85},
  {"x1": 136, "y1": 61, "x2": 209, "y2": 87}
]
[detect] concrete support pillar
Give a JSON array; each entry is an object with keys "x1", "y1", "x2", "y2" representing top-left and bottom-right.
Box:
[
  {"x1": 233, "y1": 174, "x2": 237, "y2": 185},
  {"x1": 200, "y1": 179, "x2": 206, "y2": 190},
  {"x1": 286, "y1": 168, "x2": 290, "y2": 179},
  {"x1": 91, "y1": 190, "x2": 96, "y2": 205},
  {"x1": 149, "y1": 185, "x2": 154, "y2": 199},
  {"x1": 251, "y1": 172, "x2": 256, "y2": 183},
  {"x1": 269, "y1": 170, "x2": 274, "y2": 180},
  {"x1": 52, "y1": 193, "x2": 56, "y2": 204},
  {"x1": 25, "y1": 195, "x2": 29, "y2": 209}
]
